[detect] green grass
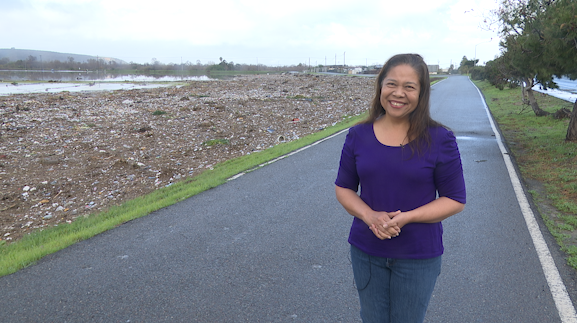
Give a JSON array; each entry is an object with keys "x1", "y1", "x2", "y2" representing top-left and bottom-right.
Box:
[
  {"x1": 0, "y1": 112, "x2": 366, "y2": 277},
  {"x1": 475, "y1": 80, "x2": 577, "y2": 268},
  {"x1": 202, "y1": 138, "x2": 230, "y2": 146}
]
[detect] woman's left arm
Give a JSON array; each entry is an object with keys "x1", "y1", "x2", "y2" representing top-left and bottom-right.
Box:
[
  {"x1": 384, "y1": 197, "x2": 465, "y2": 230},
  {"x1": 382, "y1": 128, "x2": 466, "y2": 231}
]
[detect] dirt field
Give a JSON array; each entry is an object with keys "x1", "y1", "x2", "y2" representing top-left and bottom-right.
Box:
[{"x1": 0, "y1": 73, "x2": 374, "y2": 243}]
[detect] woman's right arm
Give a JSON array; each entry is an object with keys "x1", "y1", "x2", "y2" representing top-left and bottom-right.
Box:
[{"x1": 335, "y1": 185, "x2": 400, "y2": 239}]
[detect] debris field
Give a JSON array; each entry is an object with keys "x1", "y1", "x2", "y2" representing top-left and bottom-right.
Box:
[{"x1": 0, "y1": 73, "x2": 374, "y2": 243}]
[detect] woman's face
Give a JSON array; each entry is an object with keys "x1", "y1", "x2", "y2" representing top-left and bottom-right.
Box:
[{"x1": 379, "y1": 64, "x2": 421, "y2": 121}]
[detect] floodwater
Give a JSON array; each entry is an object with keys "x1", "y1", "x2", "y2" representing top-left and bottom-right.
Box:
[
  {"x1": 0, "y1": 81, "x2": 194, "y2": 96},
  {"x1": 0, "y1": 70, "x2": 211, "y2": 96},
  {"x1": 553, "y1": 77, "x2": 577, "y2": 94},
  {"x1": 0, "y1": 70, "x2": 208, "y2": 82},
  {"x1": 533, "y1": 77, "x2": 577, "y2": 103}
]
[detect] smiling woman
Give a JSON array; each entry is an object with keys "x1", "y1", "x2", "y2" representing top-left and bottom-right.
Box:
[{"x1": 335, "y1": 53, "x2": 466, "y2": 323}]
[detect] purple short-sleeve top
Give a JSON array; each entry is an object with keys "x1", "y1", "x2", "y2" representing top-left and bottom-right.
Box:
[{"x1": 335, "y1": 123, "x2": 466, "y2": 259}]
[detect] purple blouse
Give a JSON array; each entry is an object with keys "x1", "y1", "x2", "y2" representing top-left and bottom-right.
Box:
[{"x1": 335, "y1": 123, "x2": 466, "y2": 259}]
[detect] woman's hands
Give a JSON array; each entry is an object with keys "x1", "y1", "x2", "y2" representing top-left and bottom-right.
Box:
[
  {"x1": 335, "y1": 186, "x2": 406, "y2": 240},
  {"x1": 365, "y1": 210, "x2": 403, "y2": 240},
  {"x1": 365, "y1": 197, "x2": 466, "y2": 240},
  {"x1": 336, "y1": 185, "x2": 465, "y2": 241}
]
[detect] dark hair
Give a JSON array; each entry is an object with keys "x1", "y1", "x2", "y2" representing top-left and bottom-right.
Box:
[{"x1": 362, "y1": 53, "x2": 443, "y2": 154}]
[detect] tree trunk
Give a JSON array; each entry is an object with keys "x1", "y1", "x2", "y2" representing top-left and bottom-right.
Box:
[
  {"x1": 566, "y1": 99, "x2": 577, "y2": 142},
  {"x1": 522, "y1": 81, "x2": 528, "y2": 104},
  {"x1": 525, "y1": 78, "x2": 550, "y2": 116}
]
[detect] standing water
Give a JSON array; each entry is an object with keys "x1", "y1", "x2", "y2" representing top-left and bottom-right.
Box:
[
  {"x1": 0, "y1": 70, "x2": 212, "y2": 95},
  {"x1": 532, "y1": 77, "x2": 577, "y2": 103}
]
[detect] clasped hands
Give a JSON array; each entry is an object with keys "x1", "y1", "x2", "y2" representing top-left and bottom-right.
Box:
[{"x1": 367, "y1": 210, "x2": 402, "y2": 240}]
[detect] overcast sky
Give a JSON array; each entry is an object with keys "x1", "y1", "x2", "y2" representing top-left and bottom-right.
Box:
[{"x1": 2, "y1": 0, "x2": 501, "y2": 68}]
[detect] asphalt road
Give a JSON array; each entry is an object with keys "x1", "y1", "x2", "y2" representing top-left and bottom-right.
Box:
[{"x1": 1, "y1": 75, "x2": 576, "y2": 322}]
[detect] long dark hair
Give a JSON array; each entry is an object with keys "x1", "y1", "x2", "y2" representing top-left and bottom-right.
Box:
[{"x1": 362, "y1": 53, "x2": 444, "y2": 154}]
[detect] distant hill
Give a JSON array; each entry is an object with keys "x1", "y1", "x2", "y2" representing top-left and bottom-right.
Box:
[{"x1": 0, "y1": 48, "x2": 127, "y2": 64}]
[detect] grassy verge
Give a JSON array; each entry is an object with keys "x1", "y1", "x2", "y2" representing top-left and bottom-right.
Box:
[
  {"x1": 0, "y1": 113, "x2": 366, "y2": 277},
  {"x1": 475, "y1": 80, "x2": 577, "y2": 268}
]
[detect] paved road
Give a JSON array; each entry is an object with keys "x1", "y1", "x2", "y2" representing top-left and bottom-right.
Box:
[{"x1": 1, "y1": 75, "x2": 576, "y2": 322}]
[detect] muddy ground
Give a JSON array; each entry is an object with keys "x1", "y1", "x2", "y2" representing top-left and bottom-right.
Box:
[{"x1": 0, "y1": 73, "x2": 374, "y2": 243}]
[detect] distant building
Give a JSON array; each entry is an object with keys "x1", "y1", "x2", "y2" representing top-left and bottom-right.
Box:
[
  {"x1": 348, "y1": 67, "x2": 363, "y2": 74},
  {"x1": 427, "y1": 65, "x2": 439, "y2": 74}
]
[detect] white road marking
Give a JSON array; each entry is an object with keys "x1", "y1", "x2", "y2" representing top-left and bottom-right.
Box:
[
  {"x1": 471, "y1": 79, "x2": 577, "y2": 323},
  {"x1": 227, "y1": 128, "x2": 349, "y2": 181}
]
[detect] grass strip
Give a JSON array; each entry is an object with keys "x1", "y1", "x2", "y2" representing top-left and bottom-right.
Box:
[
  {"x1": 475, "y1": 80, "x2": 577, "y2": 268},
  {"x1": 0, "y1": 113, "x2": 366, "y2": 277}
]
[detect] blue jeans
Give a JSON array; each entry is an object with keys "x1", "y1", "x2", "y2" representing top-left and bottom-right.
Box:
[{"x1": 350, "y1": 245, "x2": 442, "y2": 323}]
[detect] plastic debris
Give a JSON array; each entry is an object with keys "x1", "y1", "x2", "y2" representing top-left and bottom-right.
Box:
[{"x1": 0, "y1": 74, "x2": 373, "y2": 242}]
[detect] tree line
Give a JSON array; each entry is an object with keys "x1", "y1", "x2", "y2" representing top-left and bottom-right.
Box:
[
  {"x1": 0, "y1": 56, "x2": 307, "y2": 74},
  {"x1": 461, "y1": 0, "x2": 577, "y2": 141}
]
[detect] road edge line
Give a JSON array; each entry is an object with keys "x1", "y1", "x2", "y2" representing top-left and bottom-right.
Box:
[
  {"x1": 471, "y1": 79, "x2": 577, "y2": 323},
  {"x1": 228, "y1": 128, "x2": 349, "y2": 181}
]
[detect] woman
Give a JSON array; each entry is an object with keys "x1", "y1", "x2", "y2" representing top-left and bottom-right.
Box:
[{"x1": 334, "y1": 54, "x2": 466, "y2": 323}]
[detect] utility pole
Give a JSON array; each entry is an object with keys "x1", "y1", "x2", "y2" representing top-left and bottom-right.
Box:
[{"x1": 474, "y1": 38, "x2": 492, "y2": 66}]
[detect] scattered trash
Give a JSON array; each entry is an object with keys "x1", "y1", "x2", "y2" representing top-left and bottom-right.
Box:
[{"x1": 0, "y1": 74, "x2": 373, "y2": 242}]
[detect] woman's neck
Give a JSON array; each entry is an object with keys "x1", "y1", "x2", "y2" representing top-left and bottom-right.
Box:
[
  {"x1": 374, "y1": 115, "x2": 411, "y2": 147},
  {"x1": 378, "y1": 114, "x2": 410, "y2": 131}
]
